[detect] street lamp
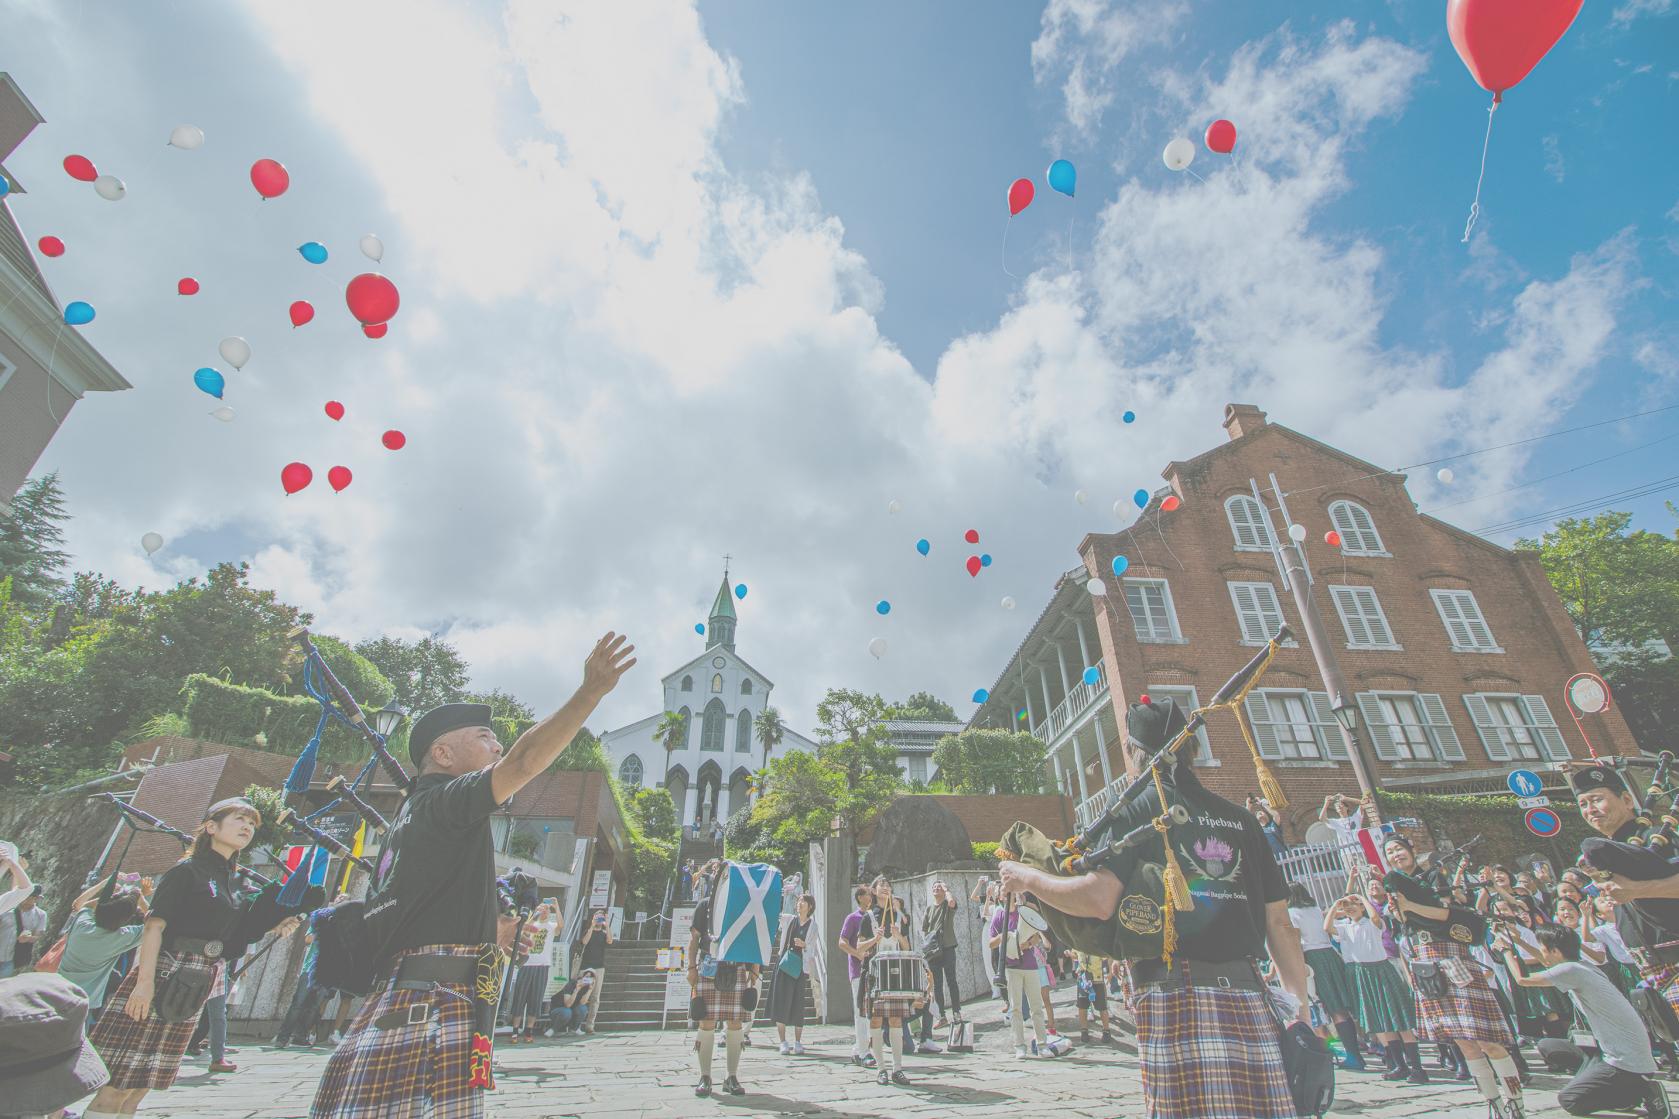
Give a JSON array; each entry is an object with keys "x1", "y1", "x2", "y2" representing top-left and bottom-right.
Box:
[
  {"x1": 1331, "y1": 696, "x2": 1360, "y2": 734},
  {"x1": 372, "y1": 699, "x2": 407, "y2": 739}
]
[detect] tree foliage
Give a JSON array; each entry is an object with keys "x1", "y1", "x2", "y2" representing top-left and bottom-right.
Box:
[
  {"x1": 304, "y1": 635, "x2": 395, "y2": 711},
  {"x1": 751, "y1": 689, "x2": 904, "y2": 846},
  {"x1": 931, "y1": 729, "x2": 1048, "y2": 794},
  {"x1": 892, "y1": 691, "x2": 958, "y2": 722},
  {"x1": 240, "y1": 784, "x2": 294, "y2": 859},
  {"x1": 0, "y1": 474, "x2": 71, "y2": 606},
  {"x1": 353, "y1": 635, "x2": 471, "y2": 714},
  {"x1": 630, "y1": 785, "x2": 679, "y2": 842}
]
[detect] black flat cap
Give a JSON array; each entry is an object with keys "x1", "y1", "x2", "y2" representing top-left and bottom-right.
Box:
[
  {"x1": 408, "y1": 702, "x2": 495, "y2": 769},
  {"x1": 1568, "y1": 765, "x2": 1629, "y2": 797},
  {"x1": 1126, "y1": 695, "x2": 1187, "y2": 754}
]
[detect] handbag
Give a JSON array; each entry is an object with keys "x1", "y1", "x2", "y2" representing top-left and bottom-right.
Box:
[
  {"x1": 698, "y1": 953, "x2": 719, "y2": 979},
  {"x1": 153, "y1": 952, "x2": 217, "y2": 1024},
  {"x1": 33, "y1": 934, "x2": 67, "y2": 974},
  {"x1": 946, "y1": 1018, "x2": 975, "y2": 1053},
  {"x1": 777, "y1": 949, "x2": 803, "y2": 979},
  {"x1": 1410, "y1": 960, "x2": 1449, "y2": 1000},
  {"x1": 1278, "y1": 1019, "x2": 1336, "y2": 1118}
]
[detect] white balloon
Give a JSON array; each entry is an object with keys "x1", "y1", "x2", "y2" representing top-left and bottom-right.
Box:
[
  {"x1": 1087, "y1": 578, "x2": 1107, "y2": 596},
  {"x1": 1000, "y1": 596, "x2": 1016, "y2": 610},
  {"x1": 887, "y1": 500, "x2": 901, "y2": 515},
  {"x1": 93, "y1": 174, "x2": 126, "y2": 201},
  {"x1": 1075, "y1": 490, "x2": 1088, "y2": 505},
  {"x1": 1163, "y1": 138, "x2": 1196, "y2": 172},
  {"x1": 210, "y1": 406, "x2": 235, "y2": 422},
  {"x1": 168, "y1": 125, "x2": 205, "y2": 150},
  {"x1": 1437, "y1": 467, "x2": 1455, "y2": 484},
  {"x1": 359, "y1": 234, "x2": 384, "y2": 262},
  {"x1": 1288, "y1": 523, "x2": 1307, "y2": 542},
  {"x1": 218, "y1": 337, "x2": 251, "y2": 370},
  {"x1": 868, "y1": 636, "x2": 888, "y2": 659},
  {"x1": 141, "y1": 532, "x2": 164, "y2": 555},
  {"x1": 1113, "y1": 500, "x2": 1127, "y2": 518}
]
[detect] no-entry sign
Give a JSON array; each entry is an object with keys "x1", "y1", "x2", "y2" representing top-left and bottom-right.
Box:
[{"x1": 1525, "y1": 806, "x2": 1562, "y2": 838}]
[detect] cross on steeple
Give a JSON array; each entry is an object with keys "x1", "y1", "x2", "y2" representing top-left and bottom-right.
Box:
[{"x1": 723, "y1": 553, "x2": 732, "y2": 580}]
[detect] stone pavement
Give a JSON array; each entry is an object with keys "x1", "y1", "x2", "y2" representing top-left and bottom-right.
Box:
[{"x1": 122, "y1": 986, "x2": 1596, "y2": 1118}]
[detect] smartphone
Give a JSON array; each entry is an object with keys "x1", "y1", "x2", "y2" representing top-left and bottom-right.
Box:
[{"x1": 1584, "y1": 884, "x2": 1600, "y2": 897}]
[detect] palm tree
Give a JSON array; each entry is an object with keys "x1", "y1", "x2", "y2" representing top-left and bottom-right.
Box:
[
  {"x1": 754, "y1": 706, "x2": 786, "y2": 772},
  {"x1": 654, "y1": 710, "x2": 688, "y2": 765}
]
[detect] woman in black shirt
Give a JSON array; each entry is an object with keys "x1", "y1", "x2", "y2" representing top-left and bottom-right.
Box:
[
  {"x1": 770, "y1": 894, "x2": 815, "y2": 1053},
  {"x1": 87, "y1": 798, "x2": 295, "y2": 1114}
]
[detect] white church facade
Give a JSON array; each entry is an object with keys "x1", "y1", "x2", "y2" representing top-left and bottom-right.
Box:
[{"x1": 600, "y1": 572, "x2": 817, "y2": 830}]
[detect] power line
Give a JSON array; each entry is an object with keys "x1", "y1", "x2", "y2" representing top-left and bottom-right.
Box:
[
  {"x1": 1419, "y1": 429, "x2": 1679, "y2": 514},
  {"x1": 1469, "y1": 474, "x2": 1679, "y2": 536}
]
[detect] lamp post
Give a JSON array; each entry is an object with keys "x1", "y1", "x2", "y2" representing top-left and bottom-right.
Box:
[{"x1": 372, "y1": 699, "x2": 407, "y2": 739}]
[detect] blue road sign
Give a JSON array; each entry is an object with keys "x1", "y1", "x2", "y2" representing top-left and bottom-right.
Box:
[
  {"x1": 1525, "y1": 806, "x2": 1562, "y2": 838},
  {"x1": 1507, "y1": 769, "x2": 1544, "y2": 798}
]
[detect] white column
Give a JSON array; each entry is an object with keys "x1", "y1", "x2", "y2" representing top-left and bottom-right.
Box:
[
  {"x1": 1052, "y1": 752, "x2": 1064, "y2": 796},
  {"x1": 1055, "y1": 642, "x2": 1072, "y2": 694},
  {"x1": 1024, "y1": 688, "x2": 1038, "y2": 728},
  {"x1": 1070, "y1": 732, "x2": 1091, "y2": 805},
  {"x1": 1093, "y1": 716, "x2": 1114, "y2": 793},
  {"x1": 717, "y1": 783, "x2": 732, "y2": 824},
  {"x1": 683, "y1": 782, "x2": 700, "y2": 826},
  {"x1": 1038, "y1": 667, "x2": 1055, "y2": 722},
  {"x1": 1075, "y1": 617, "x2": 1093, "y2": 669}
]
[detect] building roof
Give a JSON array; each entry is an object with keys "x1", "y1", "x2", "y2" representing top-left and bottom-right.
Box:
[
  {"x1": 966, "y1": 566, "x2": 1089, "y2": 731},
  {"x1": 709, "y1": 573, "x2": 737, "y2": 622}
]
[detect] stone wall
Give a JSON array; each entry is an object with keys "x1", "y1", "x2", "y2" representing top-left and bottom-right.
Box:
[{"x1": 0, "y1": 787, "x2": 122, "y2": 938}]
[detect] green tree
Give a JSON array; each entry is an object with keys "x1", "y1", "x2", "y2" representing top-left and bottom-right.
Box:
[
  {"x1": 750, "y1": 749, "x2": 849, "y2": 847},
  {"x1": 353, "y1": 635, "x2": 470, "y2": 713},
  {"x1": 305, "y1": 635, "x2": 395, "y2": 710},
  {"x1": 0, "y1": 473, "x2": 71, "y2": 606},
  {"x1": 892, "y1": 691, "x2": 958, "y2": 722},
  {"x1": 653, "y1": 710, "x2": 688, "y2": 766},
  {"x1": 753, "y1": 706, "x2": 785, "y2": 770},
  {"x1": 462, "y1": 687, "x2": 538, "y2": 743},
  {"x1": 811, "y1": 688, "x2": 903, "y2": 838},
  {"x1": 631, "y1": 785, "x2": 679, "y2": 842},
  {"x1": 241, "y1": 784, "x2": 293, "y2": 859},
  {"x1": 551, "y1": 726, "x2": 609, "y2": 773},
  {"x1": 931, "y1": 729, "x2": 1049, "y2": 794},
  {"x1": 1516, "y1": 512, "x2": 1679, "y2": 652}
]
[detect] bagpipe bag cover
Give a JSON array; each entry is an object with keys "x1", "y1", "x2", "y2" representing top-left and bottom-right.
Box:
[
  {"x1": 997, "y1": 821, "x2": 1166, "y2": 960},
  {"x1": 710, "y1": 861, "x2": 783, "y2": 965}
]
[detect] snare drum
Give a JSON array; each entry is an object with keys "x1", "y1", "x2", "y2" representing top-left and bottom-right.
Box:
[{"x1": 870, "y1": 950, "x2": 927, "y2": 995}]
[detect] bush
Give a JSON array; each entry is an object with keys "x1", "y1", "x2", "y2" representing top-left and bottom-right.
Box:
[
  {"x1": 180, "y1": 674, "x2": 369, "y2": 763},
  {"x1": 971, "y1": 841, "x2": 1000, "y2": 862},
  {"x1": 507, "y1": 832, "x2": 540, "y2": 860},
  {"x1": 1374, "y1": 789, "x2": 1592, "y2": 868},
  {"x1": 725, "y1": 805, "x2": 806, "y2": 874},
  {"x1": 631, "y1": 786, "x2": 678, "y2": 842},
  {"x1": 627, "y1": 835, "x2": 676, "y2": 916}
]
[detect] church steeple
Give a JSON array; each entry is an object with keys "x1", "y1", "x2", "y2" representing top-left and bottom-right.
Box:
[{"x1": 707, "y1": 567, "x2": 737, "y2": 652}]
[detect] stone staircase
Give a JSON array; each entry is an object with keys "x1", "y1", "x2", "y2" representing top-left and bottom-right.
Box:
[{"x1": 589, "y1": 936, "x2": 816, "y2": 1031}]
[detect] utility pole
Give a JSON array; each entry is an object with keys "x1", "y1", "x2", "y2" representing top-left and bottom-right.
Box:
[{"x1": 1252, "y1": 475, "x2": 1385, "y2": 824}]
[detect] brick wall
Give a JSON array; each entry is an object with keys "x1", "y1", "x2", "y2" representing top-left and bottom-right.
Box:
[
  {"x1": 859, "y1": 793, "x2": 1073, "y2": 847},
  {"x1": 1074, "y1": 405, "x2": 1639, "y2": 843}
]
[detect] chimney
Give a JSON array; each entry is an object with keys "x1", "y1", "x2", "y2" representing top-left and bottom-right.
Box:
[{"x1": 1222, "y1": 403, "x2": 1268, "y2": 442}]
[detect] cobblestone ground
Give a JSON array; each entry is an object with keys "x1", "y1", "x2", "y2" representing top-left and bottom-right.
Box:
[{"x1": 122, "y1": 985, "x2": 1596, "y2": 1118}]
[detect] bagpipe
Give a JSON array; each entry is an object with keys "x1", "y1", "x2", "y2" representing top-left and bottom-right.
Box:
[
  {"x1": 1573, "y1": 751, "x2": 1679, "y2": 969},
  {"x1": 1379, "y1": 866, "x2": 1488, "y2": 943},
  {"x1": 86, "y1": 791, "x2": 275, "y2": 888},
  {"x1": 999, "y1": 627, "x2": 1293, "y2": 967}
]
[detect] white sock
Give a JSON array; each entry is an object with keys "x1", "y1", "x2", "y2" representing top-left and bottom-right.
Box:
[
  {"x1": 889, "y1": 1024, "x2": 904, "y2": 1072},
  {"x1": 697, "y1": 1028, "x2": 714, "y2": 1079},
  {"x1": 1464, "y1": 1056, "x2": 1499, "y2": 1102},
  {"x1": 1488, "y1": 1054, "x2": 1523, "y2": 1100},
  {"x1": 725, "y1": 1026, "x2": 743, "y2": 1077}
]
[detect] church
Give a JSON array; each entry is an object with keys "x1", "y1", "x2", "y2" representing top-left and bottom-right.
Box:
[{"x1": 600, "y1": 571, "x2": 818, "y2": 831}]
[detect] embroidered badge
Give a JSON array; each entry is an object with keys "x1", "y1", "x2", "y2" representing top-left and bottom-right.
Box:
[
  {"x1": 206, "y1": 880, "x2": 218, "y2": 899},
  {"x1": 1449, "y1": 922, "x2": 1473, "y2": 943},
  {"x1": 1117, "y1": 893, "x2": 1163, "y2": 936}
]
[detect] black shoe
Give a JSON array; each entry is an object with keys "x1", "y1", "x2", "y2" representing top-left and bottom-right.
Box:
[
  {"x1": 1080, "y1": 1030, "x2": 1090, "y2": 1043},
  {"x1": 695, "y1": 1076, "x2": 711, "y2": 1098},
  {"x1": 876, "y1": 1069, "x2": 890, "y2": 1085},
  {"x1": 1456, "y1": 1066, "x2": 1473, "y2": 1082},
  {"x1": 891, "y1": 1071, "x2": 911, "y2": 1085},
  {"x1": 275, "y1": 1040, "x2": 290, "y2": 1049},
  {"x1": 1382, "y1": 1065, "x2": 1409, "y2": 1081},
  {"x1": 1647, "y1": 1080, "x2": 1673, "y2": 1119},
  {"x1": 723, "y1": 1076, "x2": 744, "y2": 1095},
  {"x1": 1408, "y1": 1067, "x2": 1431, "y2": 1084}
]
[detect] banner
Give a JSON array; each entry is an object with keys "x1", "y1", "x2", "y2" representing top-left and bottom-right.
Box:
[{"x1": 664, "y1": 906, "x2": 696, "y2": 1014}]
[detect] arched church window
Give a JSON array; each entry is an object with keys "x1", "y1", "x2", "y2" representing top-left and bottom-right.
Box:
[
  {"x1": 740, "y1": 678, "x2": 753, "y2": 695},
  {"x1": 619, "y1": 754, "x2": 644, "y2": 787},
  {"x1": 736, "y1": 712, "x2": 753, "y2": 752},
  {"x1": 711, "y1": 673, "x2": 724, "y2": 693},
  {"x1": 681, "y1": 675, "x2": 693, "y2": 692},
  {"x1": 701, "y1": 699, "x2": 727, "y2": 752},
  {"x1": 676, "y1": 705, "x2": 692, "y2": 750}
]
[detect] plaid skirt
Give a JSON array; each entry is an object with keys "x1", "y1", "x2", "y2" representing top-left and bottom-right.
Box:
[
  {"x1": 88, "y1": 950, "x2": 220, "y2": 1090},
  {"x1": 864, "y1": 987, "x2": 923, "y2": 1021},
  {"x1": 1306, "y1": 947, "x2": 1356, "y2": 1016},
  {"x1": 1134, "y1": 983, "x2": 1295, "y2": 1119},
  {"x1": 692, "y1": 971, "x2": 750, "y2": 1024},
  {"x1": 312, "y1": 945, "x2": 487, "y2": 1119},
  {"x1": 1409, "y1": 938, "x2": 1513, "y2": 1048},
  {"x1": 1350, "y1": 959, "x2": 1415, "y2": 1034}
]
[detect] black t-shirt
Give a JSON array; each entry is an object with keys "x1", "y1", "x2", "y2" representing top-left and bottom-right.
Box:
[
  {"x1": 150, "y1": 847, "x2": 243, "y2": 948},
  {"x1": 364, "y1": 769, "x2": 502, "y2": 962},
  {"x1": 1096, "y1": 775, "x2": 1286, "y2": 962},
  {"x1": 579, "y1": 923, "x2": 610, "y2": 968}
]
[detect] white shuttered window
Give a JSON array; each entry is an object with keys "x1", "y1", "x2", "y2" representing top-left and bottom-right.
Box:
[
  {"x1": 1329, "y1": 585, "x2": 1400, "y2": 650},
  {"x1": 1147, "y1": 684, "x2": 1215, "y2": 764},
  {"x1": 1431, "y1": 589, "x2": 1502, "y2": 653},
  {"x1": 1463, "y1": 693, "x2": 1570, "y2": 761},
  {"x1": 1243, "y1": 689, "x2": 1347, "y2": 761},
  {"x1": 1225, "y1": 495, "x2": 1275, "y2": 551},
  {"x1": 1356, "y1": 692, "x2": 1466, "y2": 762},
  {"x1": 1328, "y1": 501, "x2": 1387, "y2": 556},
  {"x1": 1123, "y1": 578, "x2": 1182, "y2": 643},
  {"x1": 1227, "y1": 581, "x2": 1289, "y2": 646}
]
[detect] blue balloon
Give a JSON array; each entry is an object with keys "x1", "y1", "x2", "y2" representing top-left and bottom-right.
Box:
[
  {"x1": 1123, "y1": 410, "x2": 1136, "y2": 424},
  {"x1": 63, "y1": 301, "x2": 95, "y2": 325},
  {"x1": 916, "y1": 538, "x2": 930, "y2": 556},
  {"x1": 298, "y1": 241, "x2": 329, "y2": 264},
  {"x1": 0, "y1": 177, "x2": 9, "y2": 198},
  {"x1": 1047, "y1": 159, "x2": 1076, "y2": 197},
  {"x1": 876, "y1": 600, "x2": 891, "y2": 615},
  {"x1": 193, "y1": 367, "x2": 226, "y2": 399},
  {"x1": 734, "y1": 583, "x2": 747, "y2": 600},
  {"x1": 1133, "y1": 488, "x2": 1149, "y2": 509},
  {"x1": 1082, "y1": 665, "x2": 1100, "y2": 686},
  {"x1": 695, "y1": 623, "x2": 705, "y2": 635},
  {"x1": 1111, "y1": 555, "x2": 1129, "y2": 576},
  {"x1": 980, "y1": 553, "x2": 992, "y2": 567},
  {"x1": 972, "y1": 688, "x2": 990, "y2": 704}
]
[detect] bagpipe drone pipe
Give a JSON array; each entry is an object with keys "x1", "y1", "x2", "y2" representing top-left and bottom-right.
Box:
[{"x1": 1576, "y1": 751, "x2": 1679, "y2": 968}]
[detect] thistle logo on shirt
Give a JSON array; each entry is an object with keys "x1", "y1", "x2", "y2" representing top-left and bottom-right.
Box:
[{"x1": 207, "y1": 880, "x2": 219, "y2": 899}]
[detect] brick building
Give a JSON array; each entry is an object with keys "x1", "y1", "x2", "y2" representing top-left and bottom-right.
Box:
[{"x1": 971, "y1": 403, "x2": 1640, "y2": 843}]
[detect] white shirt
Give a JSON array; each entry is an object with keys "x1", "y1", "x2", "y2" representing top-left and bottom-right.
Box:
[
  {"x1": 1290, "y1": 906, "x2": 1333, "y2": 952},
  {"x1": 1334, "y1": 917, "x2": 1388, "y2": 964},
  {"x1": 0, "y1": 885, "x2": 31, "y2": 920},
  {"x1": 1326, "y1": 815, "x2": 1361, "y2": 845},
  {"x1": 1594, "y1": 922, "x2": 1636, "y2": 966}
]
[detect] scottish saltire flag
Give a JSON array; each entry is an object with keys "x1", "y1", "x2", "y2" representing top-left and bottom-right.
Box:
[
  {"x1": 710, "y1": 861, "x2": 782, "y2": 965},
  {"x1": 1356, "y1": 824, "x2": 1397, "y2": 873}
]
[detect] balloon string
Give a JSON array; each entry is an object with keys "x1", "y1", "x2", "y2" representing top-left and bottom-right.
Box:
[
  {"x1": 1001, "y1": 216, "x2": 1018, "y2": 279},
  {"x1": 1067, "y1": 215, "x2": 1074, "y2": 272},
  {"x1": 44, "y1": 325, "x2": 64, "y2": 425},
  {"x1": 1461, "y1": 99, "x2": 1498, "y2": 244},
  {"x1": 1186, "y1": 168, "x2": 1207, "y2": 186}
]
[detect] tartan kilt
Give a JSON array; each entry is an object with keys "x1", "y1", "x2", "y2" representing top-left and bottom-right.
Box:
[
  {"x1": 1133, "y1": 983, "x2": 1295, "y2": 1119},
  {"x1": 87, "y1": 950, "x2": 220, "y2": 1090},
  {"x1": 1638, "y1": 962, "x2": 1679, "y2": 1020},
  {"x1": 692, "y1": 972, "x2": 750, "y2": 1024},
  {"x1": 311, "y1": 945, "x2": 485, "y2": 1119},
  {"x1": 1306, "y1": 947, "x2": 1356, "y2": 1016},
  {"x1": 864, "y1": 988, "x2": 923, "y2": 1021},
  {"x1": 1409, "y1": 937, "x2": 1513, "y2": 1048},
  {"x1": 1350, "y1": 960, "x2": 1415, "y2": 1034}
]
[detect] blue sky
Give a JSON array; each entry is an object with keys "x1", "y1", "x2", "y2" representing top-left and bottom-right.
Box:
[{"x1": 3, "y1": 0, "x2": 1676, "y2": 734}]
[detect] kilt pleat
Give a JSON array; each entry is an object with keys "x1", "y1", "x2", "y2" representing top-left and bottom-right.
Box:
[
  {"x1": 87, "y1": 950, "x2": 218, "y2": 1090},
  {"x1": 1134, "y1": 984, "x2": 1295, "y2": 1119},
  {"x1": 311, "y1": 945, "x2": 484, "y2": 1119},
  {"x1": 1350, "y1": 959, "x2": 1414, "y2": 1034},
  {"x1": 692, "y1": 971, "x2": 749, "y2": 1023},
  {"x1": 1409, "y1": 938, "x2": 1513, "y2": 1048},
  {"x1": 1306, "y1": 947, "x2": 1356, "y2": 1016}
]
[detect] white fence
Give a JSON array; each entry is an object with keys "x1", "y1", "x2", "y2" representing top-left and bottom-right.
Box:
[{"x1": 1276, "y1": 841, "x2": 1369, "y2": 909}]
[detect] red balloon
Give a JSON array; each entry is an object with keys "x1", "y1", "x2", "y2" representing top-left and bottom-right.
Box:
[
  {"x1": 328, "y1": 466, "x2": 353, "y2": 493},
  {"x1": 280, "y1": 462, "x2": 312, "y2": 495},
  {"x1": 1447, "y1": 0, "x2": 1582, "y2": 101},
  {"x1": 37, "y1": 236, "x2": 64, "y2": 257},
  {"x1": 1007, "y1": 177, "x2": 1034, "y2": 216},
  {"x1": 289, "y1": 300, "x2": 314, "y2": 328},
  {"x1": 1161, "y1": 494, "x2": 1182, "y2": 512},
  {"x1": 1325, "y1": 530, "x2": 1343, "y2": 549},
  {"x1": 250, "y1": 158, "x2": 290, "y2": 199},
  {"x1": 177, "y1": 277, "x2": 200, "y2": 296},
  {"x1": 965, "y1": 555, "x2": 982, "y2": 577},
  {"x1": 362, "y1": 322, "x2": 388, "y2": 339},
  {"x1": 381, "y1": 429, "x2": 406, "y2": 451},
  {"x1": 1205, "y1": 119, "x2": 1237, "y2": 154},
  {"x1": 964, "y1": 528, "x2": 980, "y2": 544},
  {"x1": 63, "y1": 155, "x2": 97, "y2": 182},
  {"x1": 345, "y1": 273, "x2": 400, "y2": 325},
  {"x1": 324, "y1": 401, "x2": 345, "y2": 421}
]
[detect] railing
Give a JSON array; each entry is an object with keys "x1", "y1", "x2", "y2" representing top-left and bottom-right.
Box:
[
  {"x1": 1074, "y1": 771, "x2": 1135, "y2": 830},
  {"x1": 1276, "y1": 842, "x2": 1366, "y2": 909},
  {"x1": 1032, "y1": 663, "x2": 1108, "y2": 745}
]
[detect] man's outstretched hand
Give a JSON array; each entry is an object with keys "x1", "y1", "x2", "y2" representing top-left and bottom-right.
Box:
[{"x1": 582, "y1": 632, "x2": 637, "y2": 701}]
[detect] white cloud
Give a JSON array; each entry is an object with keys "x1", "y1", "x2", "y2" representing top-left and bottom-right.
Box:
[
  {"x1": 1032, "y1": 0, "x2": 1189, "y2": 138},
  {"x1": 1612, "y1": 0, "x2": 1674, "y2": 26},
  {"x1": 1542, "y1": 134, "x2": 1565, "y2": 183}
]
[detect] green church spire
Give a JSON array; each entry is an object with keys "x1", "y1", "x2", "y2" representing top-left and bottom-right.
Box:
[{"x1": 707, "y1": 568, "x2": 737, "y2": 651}]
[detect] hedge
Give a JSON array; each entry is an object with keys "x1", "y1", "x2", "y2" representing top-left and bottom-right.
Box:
[
  {"x1": 971, "y1": 841, "x2": 1000, "y2": 862},
  {"x1": 1374, "y1": 789, "x2": 1592, "y2": 870},
  {"x1": 180, "y1": 674, "x2": 370, "y2": 764}
]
